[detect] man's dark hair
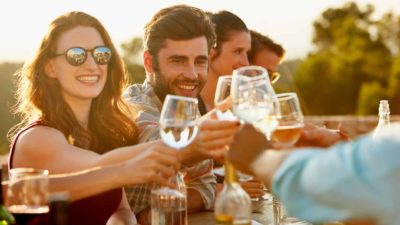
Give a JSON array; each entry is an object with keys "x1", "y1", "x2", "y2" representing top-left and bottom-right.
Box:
[
  {"x1": 248, "y1": 30, "x2": 285, "y2": 62},
  {"x1": 144, "y1": 5, "x2": 216, "y2": 57}
]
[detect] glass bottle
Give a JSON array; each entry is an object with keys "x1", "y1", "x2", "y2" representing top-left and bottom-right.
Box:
[
  {"x1": 49, "y1": 192, "x2": 69, "y2": 225},
  {"x1": 0, "y1": 168, "x2": 16, "y2": 225},
  {"x1": 373, "y1": 100, "x2": 390, "y2": 139},
  {"x1": 214, "y1": 157, "x2": 251, "y2": 225}
]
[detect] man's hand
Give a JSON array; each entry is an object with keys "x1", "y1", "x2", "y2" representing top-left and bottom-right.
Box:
[
  {"x1": 228, "y1": 124, "x2": 272, "y2": 175},
  {"x1": 295, "y1": 123, "x2": 347, "y2": 148},
  {"x1": 180, "y1": 117, "x2": 240, "y2": 166}
]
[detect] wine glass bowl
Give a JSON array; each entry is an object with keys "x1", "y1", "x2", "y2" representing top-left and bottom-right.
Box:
[
  {"x1": 159, "y1": 95, "x2": 199, "y2": 150},
  {"x1": 271, "y1": 93, "x2": 304, "y2": 147},
  {"x1": 231, "y1": 66, "x2": 279, "y2": 138}
]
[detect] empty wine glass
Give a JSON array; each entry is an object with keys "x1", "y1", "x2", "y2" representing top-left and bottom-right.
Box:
[
  {"x1": 271, "y1": 92, "x2": 304, "y2": 148},
  {"x1": 6, "y1": 168, "x2": 49, "y2": 225},
  {"x1": 152, "y1": 94, "x2": 199, "y2": 225},
  {"x1": 231, "y1": 66, "x2": 279, "y2": 136}
]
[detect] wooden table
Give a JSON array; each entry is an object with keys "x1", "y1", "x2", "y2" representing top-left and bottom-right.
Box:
[{"x1": 189, "y1": 198, "x2": 275, "y2": 225}]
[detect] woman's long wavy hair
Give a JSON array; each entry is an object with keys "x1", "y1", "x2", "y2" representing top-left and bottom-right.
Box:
[{"x1": 10, "y1": 11, "x2": 138, "y2": 153}]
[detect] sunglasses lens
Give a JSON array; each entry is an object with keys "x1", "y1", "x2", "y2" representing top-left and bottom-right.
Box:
[
  {"x1": 93, "y1": 46, "x2": 112, "y2": 65},
  {"x1": 66, "y1": 48, "x2": 86, "y2": 66}
]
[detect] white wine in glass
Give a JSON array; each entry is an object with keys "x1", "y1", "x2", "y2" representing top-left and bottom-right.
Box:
[
  {"x1": 159, "y1": 95, "x2": 199, "y2": 150},
  {"x1": 271, "y1": 93, "x2": 304, "y2": 147},
  {"x1": 152, "y1": 94, "x2": 199, "y2": 225},
  {"x1": 231, "y1": 66, "x2": 279, "y2": 134}
]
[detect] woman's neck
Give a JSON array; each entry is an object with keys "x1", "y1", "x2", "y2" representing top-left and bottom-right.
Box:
[
  {"x1": 201, "y1": 71, "x2": 219, "y2": 112},
  {"x1": 63, "y1": 95, "x2": 92, "y2": 129}
]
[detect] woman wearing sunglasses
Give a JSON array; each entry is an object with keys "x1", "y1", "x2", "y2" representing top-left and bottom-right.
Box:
[{"x1": 8, "y1": 11, "x2": 179, "y2": 225}]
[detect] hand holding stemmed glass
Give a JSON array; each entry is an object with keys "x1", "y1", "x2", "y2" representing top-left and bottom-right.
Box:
[
  {"x1": 270, "y1": 93, "x2": 309, "y2": 225},
  {"x1": 214, "y1": 72, "x2": 272, "y2": 210},
  {"x1": 152, "y1": 94, "x2": 199, "y2": 225}
]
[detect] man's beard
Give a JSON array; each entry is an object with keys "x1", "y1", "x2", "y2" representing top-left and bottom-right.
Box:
[
  {"x1": 151, "y1": 69, "x2": 204, "y2": 103},
  {"x1": 152, "y1": 70, "x2": 170, "y2": 103}
]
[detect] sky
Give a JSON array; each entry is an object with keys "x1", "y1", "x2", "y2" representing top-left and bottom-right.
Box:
[{"x1": 0, "y1": 0, "x2": 399, "y2": 62}]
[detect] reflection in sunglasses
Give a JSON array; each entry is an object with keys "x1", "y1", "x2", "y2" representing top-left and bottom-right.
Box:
[{"x1": 53, "y1": 46, "x2": 112, "y2": 67}]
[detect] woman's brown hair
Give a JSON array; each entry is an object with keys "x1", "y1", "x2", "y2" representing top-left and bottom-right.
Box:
[{"x1": 10, "y1": 11, "x2": 138, "y2": 153}]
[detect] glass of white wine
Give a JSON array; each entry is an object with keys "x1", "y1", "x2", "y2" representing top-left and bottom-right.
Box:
[
  {"x1": 159, "y1": 95, "x2": 199, "y2": 150},
  {"x1": 152, "y1": 94, "x2": 199, "y2": 225},
  {"x1": 271, "y1": 92, "x2": 304, "y2": 148},
  {"x1": 231, "y1": 66, "x2": 279, "y2": 136},
  {"x1": 6, "y1": 168, "x2": 49, "y2": 225}
]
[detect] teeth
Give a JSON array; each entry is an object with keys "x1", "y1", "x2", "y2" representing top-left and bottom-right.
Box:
[
  {"x1": 177, "y1": 84, "x2": 195, "y2": 90},
  {"x1": 77, "y1": 76, "x2": 99, "y2": 82}
]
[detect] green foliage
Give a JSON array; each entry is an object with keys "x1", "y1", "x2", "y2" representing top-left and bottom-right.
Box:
[
  {"x1": 387, "y1": 55, "x2": 400, "y2": 113},
  {"x1": 295, "y1": 1, "x2": 398, "y2": 115},
  {"x1": 121, "y1": 37, "x2": 146, "y2": 84},
  {"x1": 0, "y1": 63, "x2": 22, "y2": 154},
  {"x1": 357, "y1": 82, "x2": 387, "y2": 114}
]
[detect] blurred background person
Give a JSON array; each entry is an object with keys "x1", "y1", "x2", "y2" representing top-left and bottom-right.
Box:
[{"x1": 248, "y1": 30, "x2": 285, "y2": 83}]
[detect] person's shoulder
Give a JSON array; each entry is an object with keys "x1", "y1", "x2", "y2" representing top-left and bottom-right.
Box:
[
  {"x1": 123, "y1": 82, "x2": 158, "y2": 107},
  {"x1": 15, "y1": 126, "x2": 67, "y2": 153},
  {"x1": 123, "y1": 83, "x2": 145, "y2": 98}
]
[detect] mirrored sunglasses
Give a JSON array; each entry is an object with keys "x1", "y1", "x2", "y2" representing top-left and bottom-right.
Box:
[{"x1": 53, "y1": 46, "x2": 112, "y2": 66}]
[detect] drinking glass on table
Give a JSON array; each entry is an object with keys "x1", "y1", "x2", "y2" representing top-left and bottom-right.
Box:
[
  {"x1": 6, "y1": 168, "x2": 49, "y2": 225},
  {"x1": 152, "y1": 94, "x2": 199, "y2": 225},
  {"x1": 271, "y1": 92, "x2": 304, "y2": 148},
  {"x1": 231, "y1": 66, "x2": 279, "y2": 136}
]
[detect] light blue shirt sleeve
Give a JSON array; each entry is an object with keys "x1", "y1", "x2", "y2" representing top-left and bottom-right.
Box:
[{"x1": 271, "y1": 123, "x2": 400, "y2": 225}]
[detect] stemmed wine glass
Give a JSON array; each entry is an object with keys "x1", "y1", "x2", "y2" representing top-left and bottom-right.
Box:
[
  {"x1": 6, "y1": 168, "x2": 49, "y2": 225},
  {"x1": 271, "y1": 92, "x2": 304, "y2": 148},
  {"x1": 270, "y1": 93, "x2": 308, "y2": 225},
  {"x1": 152, "y1": 94, "x2": 199, "y2": 225},
  {"x1": 231, "y1": 65, "x2": 279, "y2": 137}
]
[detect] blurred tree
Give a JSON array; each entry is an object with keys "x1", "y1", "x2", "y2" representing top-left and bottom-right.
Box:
[
  {"x1": 387, "y1": 55, "x2": 400, "y2": 113},
  {"x1": 0, "y1": 63, "x2": 22, "y2": 154},
  {"x1": 377, "y1": 12, "x2": 400, "y2": 55},
  {"x1": 121, "y1": 37, "x2": 145, "y2": 84},
  {"x1": 295, "y1": 2, "x2": 393, "y2": 115}
]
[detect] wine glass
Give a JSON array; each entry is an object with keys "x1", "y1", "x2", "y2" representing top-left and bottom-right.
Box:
[
  {"x1": 271, "y1": 92, "x2": 304, "y2": 148},
  {"x1": 159, "y1": 94, "x2": 199, "y2": 150},
  {"x1": 152, "y1": 94, "x2": 199, "y2": 225},
  {"x1": 6, "y1": 168, "x2": 49, "y2": 225},
  {"x1": 231, "y1": 65, "x2": 279, "y2": 137}
]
